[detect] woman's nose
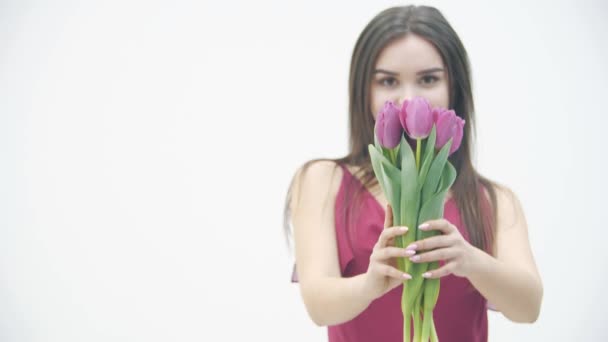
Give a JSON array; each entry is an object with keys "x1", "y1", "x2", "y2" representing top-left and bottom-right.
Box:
[
  {"x1": 396, "y1": 88, "x2": 415, "y2": 108},
  {"x1": 396, "y1": 97, "x2": 410, "y2": 108}
]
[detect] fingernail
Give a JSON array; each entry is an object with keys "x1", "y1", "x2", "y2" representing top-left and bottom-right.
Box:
[
  {"x1": 404, "y1": 249, "x2": 415, "y2": 256},
  {"x1": 419, "y1": 223, "x2": 430, "y2": 230},
  {"x1": 403, "y1": 273, "x2": 412, "y2": 279},
  {"x1": 400, "y1": 226, "x2": 408, "y2": 232},
  {"x1": 422, "y1": 272, "x2": 431, "y2": 278},
  {"x1": 410, "y1": 255, "x2": 420, "y2": 262},
  {"x1": 405, "y1": 244, "x2": 417, "y2": 250}
]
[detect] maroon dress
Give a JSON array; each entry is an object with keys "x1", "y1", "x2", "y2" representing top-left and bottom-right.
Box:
[{"x1": 292, "y1": 163, "x2": 491, "y2": 341}]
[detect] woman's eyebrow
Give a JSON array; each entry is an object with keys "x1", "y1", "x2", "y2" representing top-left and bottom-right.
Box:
[
  {"x1": 373, "y1": 67, "x2": 445, "y2": 76},
  {"x1": 373, "y1": 69, "x2": 399, "y2": 76},
  {"x1": 416, "y1": 67, "x2": 444, "y2": 75}
]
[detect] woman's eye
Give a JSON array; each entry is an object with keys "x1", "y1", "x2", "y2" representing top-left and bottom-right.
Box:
[
  {"x1": 420, "y1": 75, "x2": 439, "y2": 85},
  {"x1": 380, "y1": 77, "x2": 398, "y2": 87}
]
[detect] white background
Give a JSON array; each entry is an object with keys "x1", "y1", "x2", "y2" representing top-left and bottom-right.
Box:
[{"x1": 1, "y1": 0, "x2": 607, "y2": 341}]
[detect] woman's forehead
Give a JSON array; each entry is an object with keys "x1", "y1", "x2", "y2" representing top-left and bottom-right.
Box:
[{"x1": 374, "y1": 35, "x2": 444, "y2": 74}]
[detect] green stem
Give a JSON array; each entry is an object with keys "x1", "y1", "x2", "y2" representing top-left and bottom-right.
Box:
[
  {"x1": 413, "y1": 297, "x2": 421, "y2": 341},
  {"x1": 421, "y1": 308, "x2": 432, "y2": 341},
  {"x1": 430, "y1": 315, "x2": 438, "y2": 342},
  {"x1": 389, "y1": 147, "x2": 398, "y2": 165},
  {"x1": 402, "y1": 271, "x2": 409, "y2": 341},
  {"x1": 403, "y1": 303, "x2": 410, "y2": 342}
]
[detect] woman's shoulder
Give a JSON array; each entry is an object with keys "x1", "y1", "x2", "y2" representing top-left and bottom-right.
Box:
[
  {"x1": 293, "y1": 160, "x2": 344, "y2": 184},
  {"x1": 485, "y1": 182, "x2": 524, "y2": 227},
  {"x1": 289, "y1": 160, "x2": 345, "y2": 213},
  {"x1": 479, "y1": 180, "x2": 514, "y2": 207}
]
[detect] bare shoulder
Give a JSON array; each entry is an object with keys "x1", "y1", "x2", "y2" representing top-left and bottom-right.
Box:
[
  {"x1": 484, "y1": 183, "x2": 525, "y2": 232},
  {"x1": 489, "y1": 183, "x2": 541, "y2": 278},
  {"x1": 289, "y1": 160, "x2": 345, "y2": 286},
  {"x1": 289, "y1": 160, "x2": 344, "y2": 215}
]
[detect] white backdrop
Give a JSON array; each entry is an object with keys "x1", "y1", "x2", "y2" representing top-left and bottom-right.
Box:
[{"x1": 1, "y1": 0, "x2": 607, "y2": 341}]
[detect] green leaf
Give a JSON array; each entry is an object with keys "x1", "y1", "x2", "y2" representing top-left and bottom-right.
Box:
[
  {"x1": 399, "y1": 136, "x2": 419, "y2": 244},
  {"x1": 421, "y1": 138, "x2": 453, "y2": 205},
  {"x1": 369, "y1": 145, "x2": 389, "y2": 199},
  {"x1": 414, "y1": 162, "x2": 457, "y2": 327},
  {"x1": 417, "y1": 125, "x2": 437, "y2": 188},
  {"x1": 378, "y1": 154, "x2": 401, "y2": 183},
  {"x1": 394, "y1": 142, "x2": 402, "y2": 168},
  {"x1": 370, "y1": 143, "x2": 400, "y2": 177},
  {"x1": 404, "y1": 261, "x2": 428, "y2": 310},
  {"x1": 374, "y1": 133, "x2": 390, "y2": 162},
  {"x1": 442, "y1": 161, "x2": 457, "y2": 194},
  {"x1": 369, "y1": 144, "x2": 401, "y2": 222},
  {"x1": 417, "y1": 138, "x2": 451, "y2": 242},
  {"x1": 379, "y1": 162, "x2": 401, "y2": 223},
  {"x1": 413, "y1": 295, "x2": 422, "y2": 341},
  {"x1": 383, "y1": 148, "x2": 391, "y2": 163},
  {"x1": 416, "y1": 160, "x2": 457, "y2": 255},
  {"x1": 374, "y1": 132, "x2": 381, "y2": 151},
  {"x1": 423, "y1": 263, "x2": 441, "y2": 311},
  {"x1": 399, "y1": 135, "x2": 417, "y2": 192}
]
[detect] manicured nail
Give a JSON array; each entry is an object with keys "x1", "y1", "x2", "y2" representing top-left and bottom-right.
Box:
[
  {"x1": 404, "y1": 249, "x2": 416, "y2": 256},
  {"x1": 403, "y1": 273, "x2": 412, "y2": 279},
  {"x1": 422, "y1": 272, "x2": 431, "y2": 278},
  {"x1": 405, "y1": 244, "x2": 417, "y2": 250},
  {"x1": 400, "y1": 226, "x2": 408, "y2": 232},
  {"x1": 410, "y1": 255, "x2": 420, "y2": 262},
  {"x1": 419, "y1": 223, "x2": 430, "y2": 230}
]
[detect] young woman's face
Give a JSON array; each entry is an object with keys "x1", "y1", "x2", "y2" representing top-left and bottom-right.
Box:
[{"x1": 370, "y1": 34, "x2": 450, "y2": 120}]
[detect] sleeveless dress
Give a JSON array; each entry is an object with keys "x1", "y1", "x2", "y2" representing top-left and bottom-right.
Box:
[{"x1": 291, "y1": 163, "x2": 489, "y2": 342}]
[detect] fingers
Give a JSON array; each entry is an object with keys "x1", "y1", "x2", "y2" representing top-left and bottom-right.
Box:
[
  {"x1": 376, "y1": 225, "x2": 408, "y2": 249},
  {"x1": 405, "y1": 235, "x2": 456, "y2": 251},
  {"x1": 371, "y1": 246, "x2": 416, "y2": 262},
  {"x1": 383, "y1": 204, "x2": 393, "y2": 228},
  {"x1": 409, "y1": 247, "x2": 458, "y2": 264},
  {"x1": 374, "y1": 263, "x2": 412, "y2": 280},
  {"x1": 384, "y1": 204, "x2": 396, "y2": 247},
  {"x1": 422, "y1": 262, "x2": 455, "y2": 279},
  {"x1": 418, "y1": 219, "x2": 456, "y2": 234}
]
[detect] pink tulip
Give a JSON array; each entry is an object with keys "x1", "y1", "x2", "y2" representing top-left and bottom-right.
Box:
[
  {"x1": 399, "y1": 97, "x2": 434, "y2": 140},
  {"x1": 375, "y1": 101, "x2": 403, "y2": 149},
  {"x1": 434, "y1": 108, "x2": 465, "y2": 155}
]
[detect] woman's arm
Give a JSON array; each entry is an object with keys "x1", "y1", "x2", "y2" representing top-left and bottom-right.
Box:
[
  {"x1": 379, "y1": 184, "x2": 543, "y2": 323},
  {"x1": 300, "y1": 274, "x2": 374, "y2": 326},
  {"x1": 467, "y1": 186, "x2": 544, "y2": 323},
  {"x1": 290, "y1": 161, "x2": 373, "y2": 326}
]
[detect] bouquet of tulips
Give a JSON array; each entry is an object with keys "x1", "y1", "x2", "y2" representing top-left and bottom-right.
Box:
[{"x1": 368, "y1": 97, "x2": 465, "y2": 342}]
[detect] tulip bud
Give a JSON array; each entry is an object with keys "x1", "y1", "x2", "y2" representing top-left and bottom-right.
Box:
[
  {"x1": 400, "y1": 97, "x2": 434, "y2": 140},
  {"x1": 434, "y1": 108, "x2": 465, "y2": 155},
  {"x1": 375, "y1": 101, "x2": 403, "y2": 149}
]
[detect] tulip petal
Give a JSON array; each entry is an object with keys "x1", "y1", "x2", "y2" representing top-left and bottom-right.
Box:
[
  {"x1": 449, "y1": 118, "x2": 465, "y2": 155},
  {"x1": 405, "y1": 97, "x2": 433, "y2": 139},
  {"x1": 376, "y1": 101, "x2": 403, "y2": 149}
]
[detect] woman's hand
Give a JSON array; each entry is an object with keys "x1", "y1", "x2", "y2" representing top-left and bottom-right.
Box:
[
  {"x1": 362, "y1": 204, "x2": 414, "y2": 301},
  {"x1": 406, "y1": 218, "x2": 477, "y2": 279}
]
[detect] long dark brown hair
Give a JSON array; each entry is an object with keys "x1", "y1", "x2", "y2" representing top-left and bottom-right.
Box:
[{"x1": 283, "y1": 5, "x2": 503, "y2": 265}]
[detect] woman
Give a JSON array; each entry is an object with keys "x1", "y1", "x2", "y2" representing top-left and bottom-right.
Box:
[{"x1": 283, "y1": 5, "x2": 543, "y2": 341}]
